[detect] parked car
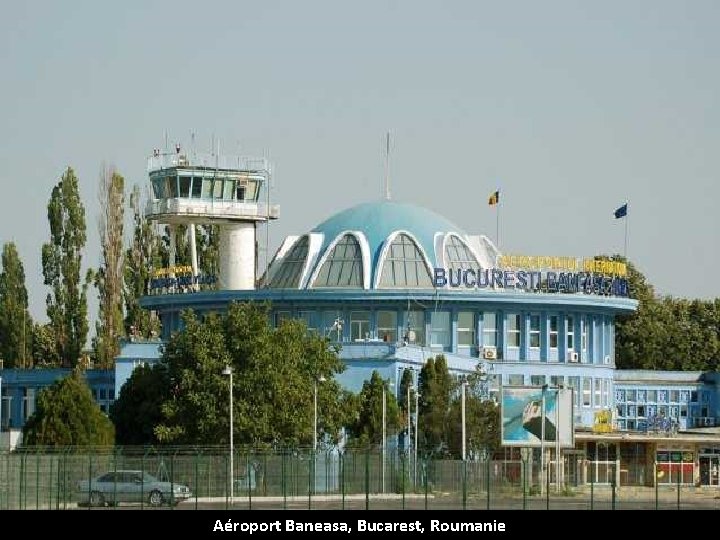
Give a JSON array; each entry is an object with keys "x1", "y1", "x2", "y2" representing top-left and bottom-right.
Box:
[{"x1": 76, "y1": 470, "x2": 192, "y2": 507}]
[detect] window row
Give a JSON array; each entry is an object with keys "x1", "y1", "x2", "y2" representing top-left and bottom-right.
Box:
[
  {"x1": 615, "y1": 389, "x2": 696, "y2": 404},
  {"x1": 504, "y1": 374, "x2": 611, "y2": 409},
  {"x1": 272, "y1": 309, "x2": 613, "y2": 360},
  {"x1": 151, "y1": 174, "x2": 259, "y2": 202}
]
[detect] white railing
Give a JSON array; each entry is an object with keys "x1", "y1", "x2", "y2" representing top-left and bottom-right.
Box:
[
  {"x1": 146, "y1": 198, "x2": 279, "y2": 220},
  {"x1": 147, "y1": 152, "x2": 270, "y2": 173}
]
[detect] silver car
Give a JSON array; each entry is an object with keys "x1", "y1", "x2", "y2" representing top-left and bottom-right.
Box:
[{"x1": 77, "y1": 470, "x2": 192, "y2": 507}]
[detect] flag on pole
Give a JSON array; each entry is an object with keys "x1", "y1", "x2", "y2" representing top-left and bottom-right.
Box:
[
  {"x1": 614, "y1": 203, "x2": 628, "y2": 219},
  {"x1": 488, "y1": 190, "x2": 500, "y2": 206}
]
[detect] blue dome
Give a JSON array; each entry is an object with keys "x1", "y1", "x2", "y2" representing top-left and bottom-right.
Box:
[{"x1": 312, "y1": 200, "x2": 468, "y2": 270}]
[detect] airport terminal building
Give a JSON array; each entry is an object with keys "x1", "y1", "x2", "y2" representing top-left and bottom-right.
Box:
[{"x1": 2, "y1": 151, "x2": 719, "y2": 488}]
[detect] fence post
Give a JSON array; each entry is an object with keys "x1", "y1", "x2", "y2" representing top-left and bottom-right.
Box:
[
  {"x1": 401, "y1": 453, "x2": 406, "y2": 510},
  {"x1": 113, "y1": 447, "x2": 119, "y2": 509},
  {"x1": 35, "y1": 448, "x2": 40, "y2": 510},
  {"x1": 341, "y1": 451, "x2": 345, "y2": 510},
  {"x1": 170, "y1": 451, "x2": 175, "y2": 509},
  {"x1": 282, "y1": 450, "x2": 287, "y2": 510},
  {"x1": 676, "y1": 461, "x2": 681, "y2": 511},
  {"x1": 86, "y1": 450, "x2": 91, "y2": 511},
  {"x1": 655, "y1": 462, "x2": 658, "y2": 511},
  {"x1": 364, "y1": 447, "x2": 370, "y2": 510},
  {"x1": 424, "y1": 459, "x2": 428, "y2": 510},
  {"x1": 462, "y1": 460, "x2": 467, "y2": 510},
  {"x1": 611, "y1": 472, "x2": 616, "y2": 510},
  {"x1": 248, "y1": 452, "x2": 253, "y2": 510},
  {"x1": 590, "y1": 463, "x2": 594, "y2": 511},
  {"x1": 308, "y1": 449, "x2": 313, "y2": 510},
  {"x1": 194, "y1": 448, "x2": 199, "y2": 511},
  {"x1": 522, "y1": 458, "x2": 527, "y2": 510}
]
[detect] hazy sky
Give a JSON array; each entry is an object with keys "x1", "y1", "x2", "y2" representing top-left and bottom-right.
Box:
[{"x1": 1, "y1": 1, "x2": 718, "y2": 325}]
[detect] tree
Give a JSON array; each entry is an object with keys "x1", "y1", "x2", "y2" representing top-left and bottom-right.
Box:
[
  {"x1": 124, "y1": 184, "x2": 161, "y2": 338},
  {"x1": 397, "y1": 367, "x2": 415, "y2": 450},
  {"x1": 0, "y1": 242, "x2": 33, "y2": 367},
  {"x1": 418, "y1": 354, "x2": 453, "y2": 456},
  {"x1": 110, "y1": 363, "x2": 170, "y2": 445},
  {"x1": 153, "y1": 302, "x2": 352, "y2": 447},
  {"x1": 94, "y1": 167, "x2": 125, "y2": 367},
  {"x1": 41, "y1": 167, "x2": 90, "y2": 367},
  {"x1": 31, "y1": 322, "x2": 61, "y2": 367},
  {"x1": 348, "y1": 370, "x2": 401, "y2": 446},
  {"x1": 23, "y1": 369, "x2": 115, "y2": 446}
]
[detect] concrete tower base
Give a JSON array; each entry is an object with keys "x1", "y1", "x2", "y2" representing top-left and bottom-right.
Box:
[{"x1": 219, "y1": 222, "x2": 256, "y2": 289}]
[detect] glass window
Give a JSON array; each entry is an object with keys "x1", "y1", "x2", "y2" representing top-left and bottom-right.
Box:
[
  {"x1": 405, "y1": 310, "x2": 425, "y2": 346},
  {"x1": 298, "y1": 311, "x2": 314, "y2": 332},
  {"x1": 482, "y1": 312, "x2": 497, "y2": 347},
  {"x1": 457, "y1": 311, "x2": 476, "y2": 346},
  {"x1": 550, "y1": 375, "x2": 564, "y2": 387},
  {"x1": 602, "y1": 380, "x2": 609, "y2": 407},
  {"x1": 236, "y1": 181, "x2": 246, "y2": 201},
  {"x1": 191, "y1": 176, "x2": 202, "y2": 199},
  {"x1": 350, "y1": 311, "x2": 370, "y2": 341},
  {"x1": 566, "y1": 315, "x2": 575, "y2": 350},
  {"x1": 109, "y1": 389, "x2": 115, "y2": 401},
  {"x1": 223, "y1": 179, "x2": 235, "y2": 200},
  {"x1": 212, "y1": 177, "x2": 223, "y2": 199},
  {"x1": 201, "y1": 177, "x2": 213, "y2": 198},
  {"x1": 178, "y1": 176, "x2": 191, "y2": 198},
  {"x1": 377, "y1": 311, "x2": 397, "y2": 343},
  {"x1": 165, "y1": 175, "x2": 177, "y2": 197},
  {"x1": 22, "y1": 388, "x2": 36, "y2": 420},
  {"x1": 244, "y1": 179, "x2": 258, "y2": 201},
  {"x1": 323, "y1": 311, "x2": 344, "y2": 340},
  {"x1": 429, "y1": 311, "x2": 450, "y2": 348},
  {"x1": 274, "y1": 311, "x2": 291, "y2": 327},
  {"x1": 582, "y1": 379, "x2": 591, "y2": 407},
  {"x1": 508, "y1": 374, "x2": 524, "y2": 386},
  {"x1": 99, "y1": 388, "x2": 107, "y2": 400},
  {"x1": 529, "y1": 314, "x2": 540, "y2": 348},
  {"x1": 658, "y1": 390, "x2": 667, "y2": 403},
  {"x1": 626, "y1": 389, "x2": 636, "y2": 402},
  {"x1": 594, "y1": 379, "x2": 601, "y2": 407},
  {"x1": 444, "y1": 235, "x2": 478, "y2": 273},
  {"x1": 507, "y1": 314, "x2": 520, "y2": 348},
  {"x1": 568, "y1": 376, "x2": 580, "y2": 407},
  {"x1": 690, "y1": 391, "x2": 698, "y2": 402},
  {"x1": 267, "y1": 236, "x2": 309, "y2": 289},
  {"x1": 616, "y1": 389, "x2": 625, "y2": 402},
  {"x1": 313, "y1": 234, "x2": 363, "y2": 288},
  {"x1": 647, "y1": 390, "x2": 657, "y2": 402},
  {"x1": 670, "y1": 390, "x2": 679, "y2": 403},
  {"x1": 638, "y1": 405, "x2": 646, "y2": 417},
  {"x1": 581, "y1": 316, "x2": 588, "y2": 351},
  {"x1": 531, "y1": 375, "x2": 546, "y2": 386},
  {"x1": 549, "y1": 315, "x2": 558, "y2": 348},
  {"x1": 637, "y1": 390, "x2": 646, "y2": 403},
  {"x1": 378, "y1": 234, "x2": 432, "y2": 288}
]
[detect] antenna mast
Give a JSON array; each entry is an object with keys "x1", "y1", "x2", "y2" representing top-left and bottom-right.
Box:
[{"x1": 384, "y1": 131, "x2": 391, "y2": 200}]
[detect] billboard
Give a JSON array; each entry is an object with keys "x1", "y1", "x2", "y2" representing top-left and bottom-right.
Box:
[{"x1": 501, "y1": 386, "x2": 574, "y2": 448}]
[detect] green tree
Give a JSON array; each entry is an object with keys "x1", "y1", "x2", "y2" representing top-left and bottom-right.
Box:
[
  {"x1": 110, "y1": 363, "x2": 170, "y2": 445},
  {"x1": 41, "y1": 167, "x2": 90, "y2": 367},
  {"x1": 94, "y1": 167, "x2": 125, "y2": 367},
  {"x1": 0, "y1": 242, "x2": 33, "y2": 368},
  {"x1": 348, "y1": 370, "x2": 401, "y2": 446},
  {"x1": 124, "y1": 184, "x2": 162, "y2": 338},
  {"x1": 418, "y1": 354, "x2": 453, "y2": 455},
  {"x1": 154, "y1": 302, "x2": 351, "y2": 447},
  {"x1": 23, "y1": 369, "x2": 115, "y2": 446},
  {"x1": 31, "y1": 322, "x2": 61, "y2": 367}
]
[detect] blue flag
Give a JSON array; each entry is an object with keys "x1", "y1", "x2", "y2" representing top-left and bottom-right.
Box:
[{"x1": 614, "y1": 203, "x2": 627, "y2": 219}]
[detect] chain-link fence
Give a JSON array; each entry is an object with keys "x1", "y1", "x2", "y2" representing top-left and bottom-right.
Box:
[{"x1": 1, "y1": 446, "x2": 719, "y2": 510}]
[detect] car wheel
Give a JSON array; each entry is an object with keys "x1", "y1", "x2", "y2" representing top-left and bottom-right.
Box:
[
  {"x1": 148, "y1": 490, "x2": 164, "y2": 507},
  {"x1": 90, "y1": 491, "x2": 105, "y2": 508}
]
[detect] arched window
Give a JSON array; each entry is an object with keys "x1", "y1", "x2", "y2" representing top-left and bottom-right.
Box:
[
  {"x1": 444, "y1": 235, "x2": 479, "y2": 273},
  {"x1": 313, "y1": 234, "x2": 363, "y2": 288},
  {"x1": 266, "y1": 236, "x2": 309, "y2": 288},
  {"x1": 378, "y1": 233, "x2": 432, "y2": 288}
]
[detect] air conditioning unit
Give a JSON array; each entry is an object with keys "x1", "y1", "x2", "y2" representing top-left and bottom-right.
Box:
[
  {"x1": 567, "y1": 351, "x2": 579, "y2": 363},
  {"x1": 604, "y1": 355, "x2": 611, "y2": 364},
  {"x1": 482, "y1": 346, "x2": 498, "y2": 360},
  {"x1": 705, "y1": 417, "x2": 714, "y2": 427}
]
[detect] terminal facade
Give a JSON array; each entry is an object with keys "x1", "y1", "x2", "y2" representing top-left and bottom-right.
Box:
[{"x1": 2, "y1": 150, "x2": 719, "y2": 489}]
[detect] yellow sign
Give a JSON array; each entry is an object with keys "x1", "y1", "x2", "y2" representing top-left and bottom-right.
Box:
[
  {"x1": 593, "y1": 409, "x2": 614, "y2": 433},
  {"x1": 152, "y1": 266, "x2": 194, "y2": 278},
  {"x1": 498, "y1": 255, "x2": 627, "y2": 277}
]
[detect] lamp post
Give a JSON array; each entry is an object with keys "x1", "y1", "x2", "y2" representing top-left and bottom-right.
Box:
[
  {"x1": 313, "y1": 376, "x2": 326, "y2": 452},
  {"x1": 222, "y1": 365, "x2": 234, "y2": 506},
  {"x1": 556, "y1": 386, "x2": 563, "y2": 492},
  {"x1": 382, "y1": 381, "x2": 395, "y2": 493},
  {"x1": 540, "y1": 384, "x2": 547, "y2": 497},
  {"x1": 414, "y1": 390, "x2": 420, "y2": 485},
  {"x1": 461, "y1": 381, "x2": 468, "y2": 461}
]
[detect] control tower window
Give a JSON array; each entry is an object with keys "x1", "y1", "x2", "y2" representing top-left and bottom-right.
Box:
[
  {"x1": 191, "y1": 177, "x2": 202, "y2": 198},
  {"x1": 223, "y1": 179, "x2": 235, "y2": 200},
  {"x1": 378, "y1": 233, "x2": 432, "y2": 288},
  {"x1": 152, "y1": 178, "x2": 163, "y2": 199},
  {"x1": 179, "y1": 176, "x2": 191, "y2": 198},
  {"x1": 267, "y1": 235, "x2": 309, "y2": 289},
  {"x1": 212, "y1": 177, "x2": 223, "y2": 199},
  {"x1": 201, "y1": 178, "x2": 213, "y2": 198},
  {"x1": 313, "y1": 234, "x2": 363, "y2": 288},
  {"x1": 164, "y1": 175, "x2": 177, "y2": 197},
  {"x1": 236, "y1": 183, "x2": 246, "y2": 201}
]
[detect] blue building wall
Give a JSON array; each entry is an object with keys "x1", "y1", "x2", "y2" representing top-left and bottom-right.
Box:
[{"x1": 0, "y1": 368, "x2": 115, "y2": 431}]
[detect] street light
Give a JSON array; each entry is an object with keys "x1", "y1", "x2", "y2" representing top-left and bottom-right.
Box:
[
  {"x1": 414, "y1": 389, "x2": 420, "y2": 485},
  {"x1": 313, "y1": 376, "x2": 326, "y2": 452},
  {"x1": 461, "y1": 380, "x2": 468, "y2": 461},
  {"x1": 222, "y1": 365, "x2": 234, "y2": 505},
  {"x1": 382, "y1": 380, "x2": 395, "y2": 493}
]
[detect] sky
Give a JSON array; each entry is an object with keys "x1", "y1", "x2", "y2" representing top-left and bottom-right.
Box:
[{"x1": 1, "y1": 0, "x2": 719, "y2": 327}]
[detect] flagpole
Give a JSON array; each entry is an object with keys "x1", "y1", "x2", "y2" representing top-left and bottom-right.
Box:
[
  {"x1": 496, "y1": 198, "x2": 500, "y2": 249},
  {"x1": 624, "y1": 200, "x2": 628, "y2": 260}
]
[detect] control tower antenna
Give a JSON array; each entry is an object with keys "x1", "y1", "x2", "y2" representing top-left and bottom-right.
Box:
[{"x1": 384, "y1": 131, "x2": 391, "y2": 201}]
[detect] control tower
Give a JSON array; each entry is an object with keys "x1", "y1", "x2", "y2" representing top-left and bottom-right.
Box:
[{"x1": 145, "y1": 147, "x2": 279, "y2": 290}]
